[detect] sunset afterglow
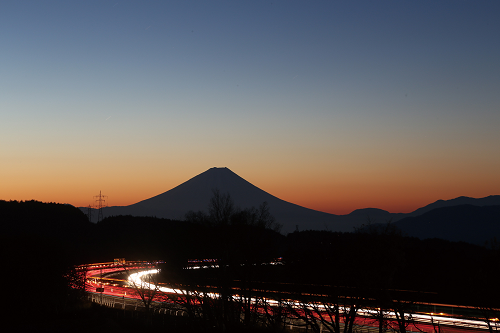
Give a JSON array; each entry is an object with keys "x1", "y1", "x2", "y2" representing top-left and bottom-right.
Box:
[{"x1": 1, "y1": 1, "x2": 499, "y2": 215}]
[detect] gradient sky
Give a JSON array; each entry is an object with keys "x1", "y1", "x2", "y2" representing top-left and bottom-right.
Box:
[{"x1": 1, "y1": 0, "x2": 499, "y2": 215}]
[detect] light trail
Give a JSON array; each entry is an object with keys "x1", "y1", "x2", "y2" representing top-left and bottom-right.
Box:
[
  {"x1": 78, "y1": 262, "x2": 497, "y2": 332},
  {"x1": 126, "y1": 267, "x2": 495, "y2": 331},
  {"x1": 127, "y1": 268, "x2": 219, "y2": 299}
]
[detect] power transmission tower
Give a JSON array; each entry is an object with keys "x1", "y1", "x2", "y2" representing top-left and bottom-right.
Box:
[
  {"x1": 94, "y1": 190, "x2": 108, "y2": 223},
  {"x1": 87, "y1": 204, "x2": 93, "y2": 223}
]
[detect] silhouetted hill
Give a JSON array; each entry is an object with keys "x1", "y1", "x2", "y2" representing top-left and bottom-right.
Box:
[
  {"x1": 345, "y1": 208, "x2": 405, "y2": 225},
  {"x1": 91, "y1": 215, "x2": 191, "y2": 261},
  {"x1": 394, "y1": 204, "x2": 500, "y2": 245},
  {"x1": 284, "y1": 230, "x2": 498, "y2": 307},
  {"x1": 1, "y1": 200, "x2": 92, "y2": 239},
  {"x1": 91, "y1": 214, "x2": 286, "y2": 276},
  {"x1": 407, "y1": 195, "x2": 500, "y2": 216},
  {"x1": 1, "y1": 200, "x2": 96, "y2": 324}
]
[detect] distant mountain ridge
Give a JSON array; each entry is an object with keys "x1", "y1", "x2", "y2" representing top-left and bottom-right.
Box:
[
  {"x1": 394, "y1": 204, "x2": 500, "y2": 245},
  {"x1": 407, "y1": 195, "x2": 500, "y2": 216},
  {"x1": 79, "y1": 167, "x2": 500, "y2": 238}
]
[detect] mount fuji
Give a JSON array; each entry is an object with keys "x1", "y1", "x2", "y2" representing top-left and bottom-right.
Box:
[
  {"x1": 81, "y1": 167, "x2": 401, "y2": 233},
  {"x1": 79, "y1": 167, "x2": 500, "y2": 238}
]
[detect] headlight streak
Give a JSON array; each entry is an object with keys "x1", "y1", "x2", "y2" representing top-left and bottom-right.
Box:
[
  {"x1": 185, "y1": 265, "x2": 220, "y2": 269},
  {"x1": 128, "y1": 268, "x2": 494, "y2": 330}
]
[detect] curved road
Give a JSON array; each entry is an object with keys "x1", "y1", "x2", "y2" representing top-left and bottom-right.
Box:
[{"x1": 78, "y1": 261, "x2": 495, "y2": 332}]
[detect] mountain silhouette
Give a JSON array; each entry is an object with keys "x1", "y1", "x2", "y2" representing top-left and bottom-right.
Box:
[
  {"x1": 407, "y1": 195, "x2": 500, "y2": 216},
  {"x1": 83, "y1": 167, "x2": 400, "y2": 233},
  {"x1": 80, "y1": 167, "x2": 499, "y2": 237},
  {"x1": 394, "y1": 204, "x2": 500, "y2": 245}
]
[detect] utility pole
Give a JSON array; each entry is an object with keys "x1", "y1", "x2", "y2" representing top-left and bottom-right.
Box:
[{"x1": 94, "y1": 190, "x2": 108, "y2": 223}]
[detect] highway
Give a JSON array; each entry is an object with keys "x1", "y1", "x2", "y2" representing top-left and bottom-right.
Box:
[{"x1": 76, "y1": 261, "x2": 497, "y2": 332}]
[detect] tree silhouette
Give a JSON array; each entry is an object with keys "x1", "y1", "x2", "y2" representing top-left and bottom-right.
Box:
[
  {"x1": 179, "y1": 190, "x2": 286, "y2": 331},
  {"x1": 209, "y1": 189, "x2": 235, "y2": 225},
  {"x1": 124, "y1": 262, "x2": 163, "y2": 325}
]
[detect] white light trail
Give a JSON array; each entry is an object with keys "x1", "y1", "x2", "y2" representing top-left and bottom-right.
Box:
[{"x1": 127, "y1": 268, "x2": 495, "y2": 331}]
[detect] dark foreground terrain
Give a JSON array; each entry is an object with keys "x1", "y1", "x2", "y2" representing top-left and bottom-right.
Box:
[{"x1": 2, "y1": 200, "x2": 499, "y2": 332}]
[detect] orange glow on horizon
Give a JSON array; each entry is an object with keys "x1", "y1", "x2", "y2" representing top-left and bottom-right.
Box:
[
  {"x1": 2, "y1": 171, "x2": 498, "y2": 217},
  {"x1": 1, "y1": 158, "x2": 499, "y2": 216}
]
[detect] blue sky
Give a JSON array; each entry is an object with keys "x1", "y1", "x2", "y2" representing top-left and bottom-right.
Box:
[{"x1": 1, "y1": 0, "x2": 499, "y2": 214}]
